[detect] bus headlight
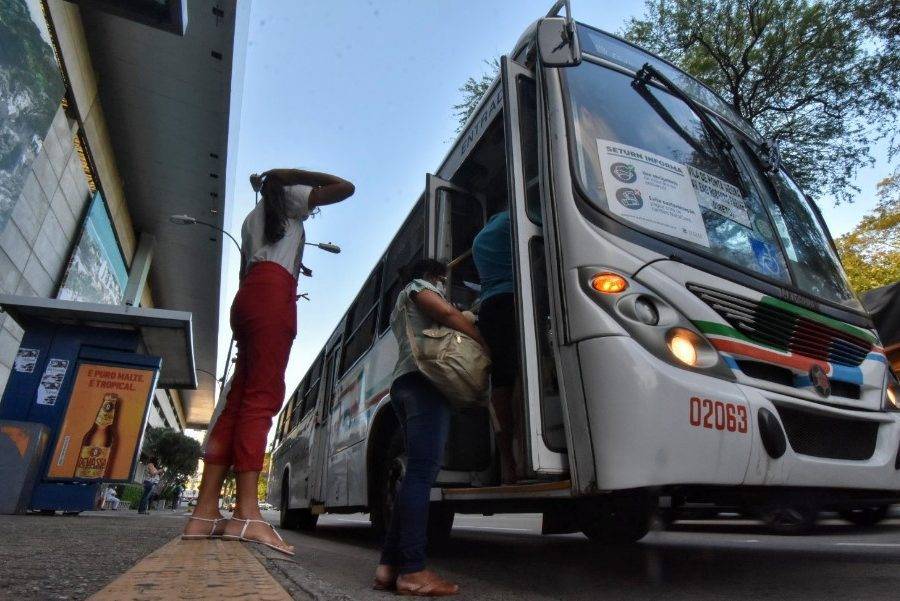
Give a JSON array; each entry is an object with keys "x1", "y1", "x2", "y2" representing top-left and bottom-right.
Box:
[
  {"x1": 665, "y1": 328, "x2": 720, "y2": 369},
  {"x1": 887, "y1": 376, "x2": 898, "y2": 411},
  {"x1": 667, "y1": 330, "x2": 698, "y2": 366}
]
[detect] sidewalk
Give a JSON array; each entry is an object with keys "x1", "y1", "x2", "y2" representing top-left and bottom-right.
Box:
[{"x1": 0, "y1": 510, "x2": 301, "y2": 601}]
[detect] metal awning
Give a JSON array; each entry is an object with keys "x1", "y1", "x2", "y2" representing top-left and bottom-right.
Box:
[{"x1": 0, "y1": 294, "x2": 196, "y2": 389}]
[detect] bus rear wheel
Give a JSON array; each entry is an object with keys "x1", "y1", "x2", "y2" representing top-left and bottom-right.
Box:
[
  {"x1": 280, "y1": 478, "x2": 318, "y2": 531},
  {"x1": 371, "y1": 428, "x2": 455, "y2": 544},
  {"x1": 578, "y1": 493, "x2": 653, "y2": 545}
]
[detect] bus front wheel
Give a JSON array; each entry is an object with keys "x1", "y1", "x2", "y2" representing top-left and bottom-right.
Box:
[
  {"x1": 371, "y1": 428, "x2": 455, "y2": 544},
  {"x1": 280, "y1": 478, "x2": 318, "y2": 532},
  {"x1": 578, "y1": 493, "x2": 653, "y2": 545}
]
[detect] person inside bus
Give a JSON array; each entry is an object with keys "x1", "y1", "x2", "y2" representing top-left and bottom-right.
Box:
[
  {"x1": 182, "y1": 168, "x2": 354, "y2": 554},
  {"x1": 472, "y1": 209, "x2": 520, "y2": 484},
  {"x1": 375, "y1": 258, "x2": 488, "y2": 596}
]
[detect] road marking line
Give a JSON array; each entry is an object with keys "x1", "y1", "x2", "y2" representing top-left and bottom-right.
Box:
[
  {"x1": 453, "y1": 525, "x2": 533, "y2": 533},
  {"x1": 835, "y1": 542, "x2": 900, "y2": 548}
]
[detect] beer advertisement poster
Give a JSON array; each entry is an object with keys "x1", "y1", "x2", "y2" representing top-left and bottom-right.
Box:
[{"x1": 47, "y1": 362, "x2": 156, "y2": 482}]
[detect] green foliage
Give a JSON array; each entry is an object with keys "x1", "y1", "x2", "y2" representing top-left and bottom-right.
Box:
[
  {"x1": 623, "y1": 0, "x2": 899, "y2": 204},
  {"x1": 119, "y1": 483, "x2": 144, "y2": 507},
  {"x1": 836, "y1": 168, "x2": 900, "y2": 293},
  {"x1": 258, "y1": 452, "x2": 271, "y2": 501},
  {"x1": 453, "y1": 58, "x2": 500, "y2": 132},
  {"x1": 140, "y1": 426, "x2": 202, "y2": 486}
]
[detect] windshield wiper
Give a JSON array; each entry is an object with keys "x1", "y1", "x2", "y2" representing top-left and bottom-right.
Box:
[{"x1": 633, "y1": 63, "x2": 748, "y2": 196}]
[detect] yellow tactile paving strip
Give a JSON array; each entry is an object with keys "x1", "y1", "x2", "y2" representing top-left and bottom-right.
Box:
[{"x1": 88, "y1": 537, "x2": 293, "y2": 600}]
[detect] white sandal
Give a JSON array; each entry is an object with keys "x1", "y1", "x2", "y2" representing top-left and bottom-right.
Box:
[
  {"x1": 222, "y1": 518, "x2": 295, "y2": 556},
  {"x1": 181, "y1": 516, "x2": 227, "y2": 540}
]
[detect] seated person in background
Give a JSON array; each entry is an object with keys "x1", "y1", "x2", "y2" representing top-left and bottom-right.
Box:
[
  {"x1": 472, "y1": 209, "x2": 519, "y2": 484},
  {"x1": 104, "y1": 486, "x2": 121, "y2": 510}
]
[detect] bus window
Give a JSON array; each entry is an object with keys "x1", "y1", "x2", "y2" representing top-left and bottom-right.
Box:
[
  {"x1": 530, "y1": 238, "x2": 564, "y2": 450},
  {"x1": 438, "y1": 188, "x2": 484, "y2": 308},
  {"x1": 288, "y1": 381, "x2": 307, "y2": 432},
  {"x1": 517, "y1": 76, "x2": 541, "y2": 225},
  {"x1": 342, "y1": 265, "x2": 383, "y2": 374},
  {"x1": 379, "y1": 200, "x2": 425, "y2": 333},
  {"x1": 302, "y1": 352, "x2": 324, "y2": 420}
]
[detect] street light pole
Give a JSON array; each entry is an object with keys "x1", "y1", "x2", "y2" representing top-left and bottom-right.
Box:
[{"x1": 169, "y1": 215, "x2": 240, "y2": 404}]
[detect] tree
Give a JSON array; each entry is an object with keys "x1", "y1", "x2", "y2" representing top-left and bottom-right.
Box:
[
  {"x1": 258, "y1": 452, "x2": 271, "y2": 502},
  {"x1": 141, "y1": 426, "x2": 202, "y2": 487},
  {"x1": 623, "y1": 0, "x2": 898, "y2": 204},
  {"x1": 453, "y1": 58, "x2": 500, "y2": 132},
  {"x1": 836, "y1": 168, "x2": 900, "y2": 294}
]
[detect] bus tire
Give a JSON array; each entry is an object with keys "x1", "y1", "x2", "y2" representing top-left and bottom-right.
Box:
[
  {"x1": 839, "y1": 506, "x2": 888, "y2": 528},
  {"x1": 371, "y1": 428, "x2": 455, "y2": 544},
  {"x1": 371, "y1": 429, "x2": 405, "y2": 537},
  {"x1": 280, "y1": 475, "x2": 317, "y2": 531},
  {"x1": 578, "y1": 493, "x2": 653, "y2": 545}
]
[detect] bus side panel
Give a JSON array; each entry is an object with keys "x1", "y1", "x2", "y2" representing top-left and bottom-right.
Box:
[
  {"x1": 578, "y1": 335, "x2": 753, "y2": 490},
  {"x1": 268, "y1": 447, "x2": 287, "y2": 508},
  {"x1": 287, "y1": 415, "x2": 316, "y2": 507}
]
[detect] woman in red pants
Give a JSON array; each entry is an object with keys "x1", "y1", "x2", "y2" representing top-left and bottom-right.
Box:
[{"x1": 182, "y1": 168, "x2": 354, "y2": 554}]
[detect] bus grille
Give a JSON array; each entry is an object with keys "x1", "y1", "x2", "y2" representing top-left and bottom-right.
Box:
[
  {"x1": 688, "y1": 284, "x2": 872, "y2": 367},
  {"x1": 775, "y1": 404, "x2": 878, "y2": 460}
]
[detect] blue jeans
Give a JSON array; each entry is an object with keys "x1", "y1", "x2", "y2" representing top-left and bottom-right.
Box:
[
  {"x1": 138, "y1": 481, "x2": 154, "y2": 513},
  {"x1": 380, "y1": 371, "x2": 451, "y2": 574}
]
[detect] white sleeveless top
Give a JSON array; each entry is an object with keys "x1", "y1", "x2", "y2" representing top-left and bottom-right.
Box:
[{"x1": 240, "y1": 184, "x2": 312, "y2": 280}]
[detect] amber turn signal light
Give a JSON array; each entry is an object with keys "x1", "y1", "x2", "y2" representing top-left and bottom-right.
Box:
[
  {"x1": 591, "y1": 272, "x2": 628, "y2": 294},
  {"x1": 888, "y1": 382, "x2": 898, "y2": 410}
]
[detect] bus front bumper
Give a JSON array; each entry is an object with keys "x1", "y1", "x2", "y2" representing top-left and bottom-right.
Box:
[{"x1": 578, "y1": 336, "x2": 900, "y2": 493}]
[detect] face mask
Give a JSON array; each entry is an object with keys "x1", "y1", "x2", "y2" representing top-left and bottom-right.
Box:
[{"x1": 434, "y1": 280, "x2": 447, "y2": 296}]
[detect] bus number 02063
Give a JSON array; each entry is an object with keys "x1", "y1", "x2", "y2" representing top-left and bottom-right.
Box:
[{"x1": 689, "y1": 397, "x2": 748, "y2": 433}]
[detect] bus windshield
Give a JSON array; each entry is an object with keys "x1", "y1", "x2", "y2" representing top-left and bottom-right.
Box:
[{"x1": 564, "y1": 52, "x2": 860, "y2": 310}]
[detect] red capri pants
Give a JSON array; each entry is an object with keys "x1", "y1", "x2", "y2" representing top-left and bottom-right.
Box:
[{"x1": 204, "y1": 261, "x2": 297, "y2": 472}]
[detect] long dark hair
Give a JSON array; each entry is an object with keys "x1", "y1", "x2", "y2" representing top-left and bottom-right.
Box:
[
  {"x1": 399, "y1": 258, "x2": 447, "y2": 286},
  {"x1": 260, "y1": 175, "x2": 289, "y2": 244}
]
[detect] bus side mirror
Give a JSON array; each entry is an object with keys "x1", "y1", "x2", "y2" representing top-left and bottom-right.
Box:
[{"x1": 537, "y1": 17, "x2": 582, "y2": 67}]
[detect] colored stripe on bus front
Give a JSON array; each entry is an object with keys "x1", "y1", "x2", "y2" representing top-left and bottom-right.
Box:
[{"x1": 759, "y1": 296, "x2": 877, "y2": 344}]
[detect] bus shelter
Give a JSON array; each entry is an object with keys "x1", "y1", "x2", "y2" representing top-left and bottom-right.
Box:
[{"x1": 0, "y1": 295, "x2": 195, "y2": 514}]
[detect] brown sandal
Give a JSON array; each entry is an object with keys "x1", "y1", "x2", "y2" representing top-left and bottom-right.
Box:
[{"x1": 395, "y1": 571, "x2": 459, "y2": 597}]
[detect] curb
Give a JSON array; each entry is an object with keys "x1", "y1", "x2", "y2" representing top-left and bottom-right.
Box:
[{"x1": 251, "y1": 545, "x2": 356, "y2": 601}]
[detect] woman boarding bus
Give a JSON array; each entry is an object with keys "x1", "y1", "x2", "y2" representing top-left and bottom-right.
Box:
[{"x1": 268, "y1": 2, "x2": 899, "y2": 544}]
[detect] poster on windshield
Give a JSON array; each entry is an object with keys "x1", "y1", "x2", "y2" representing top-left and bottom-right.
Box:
[
  {"x1": 687, "y1": 165, "x2": 751, "y2": 228},
  {"x1": 596, "y1": 139, "x2": 710, "y2": 247}
]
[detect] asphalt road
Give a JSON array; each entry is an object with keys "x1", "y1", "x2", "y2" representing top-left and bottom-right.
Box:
[{"x1": 263, "y1": 511, "x2": 900, "y2": 600}]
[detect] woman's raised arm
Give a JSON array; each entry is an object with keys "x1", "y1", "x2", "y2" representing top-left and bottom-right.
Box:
[{"x1": 262, "y1": 168, "x2": 355, "y2": 209}]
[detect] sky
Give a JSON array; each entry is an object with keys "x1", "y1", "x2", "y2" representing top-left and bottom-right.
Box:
[{"x1": 219, "y1": 0, "x2": 891, "y2": 441}]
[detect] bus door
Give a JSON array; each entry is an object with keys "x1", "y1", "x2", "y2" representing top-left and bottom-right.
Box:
[
  {"x1": 501, "y1": 55, "x2": 567, "y2": 475},
  {"x1": 308, "y1": 341, "x2": 341, "y2": 506},
  {"x1": 425, "y1": 175, "x2": 495, "y2": 473}
]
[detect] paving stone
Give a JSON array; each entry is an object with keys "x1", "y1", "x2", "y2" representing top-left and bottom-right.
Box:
[
  {"x1": 89, "y1": 533, "x2": 294, "y2": 601},
  {"x1": 0, "y1": 512, "x2": 186, "y2": 601}
]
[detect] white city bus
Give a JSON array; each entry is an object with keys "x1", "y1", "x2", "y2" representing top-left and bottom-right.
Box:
[{"x1": 267, "y1": 1, "x2": 900, "y2": 541}]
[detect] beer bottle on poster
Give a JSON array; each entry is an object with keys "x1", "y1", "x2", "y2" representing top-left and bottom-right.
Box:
[{"x1": 74, "y1": 394, "x2": 120, "y2": 479}]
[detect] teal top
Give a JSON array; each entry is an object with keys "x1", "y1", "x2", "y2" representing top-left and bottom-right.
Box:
[
  {"x1": 472, "y1": 211, "x2": 514, "y2": 301},
  {"x1": 390, "y1": 279, "x2": 445, "y2": 381}
]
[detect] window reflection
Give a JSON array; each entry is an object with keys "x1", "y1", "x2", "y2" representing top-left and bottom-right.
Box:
[{"x1": 567, "y1": 63, "x2": 790, "y2": 282}]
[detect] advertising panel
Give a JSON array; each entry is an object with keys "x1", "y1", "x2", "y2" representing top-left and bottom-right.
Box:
[
  {"x1": 57, "y1": 192, "x2": 129, "y2": 304},
  {"x1": 47, "y1": 362, "x2": 157, "y2": 482},
  {"x1": 0, "y1": 0, "x2": 65, "y2": 232}
]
